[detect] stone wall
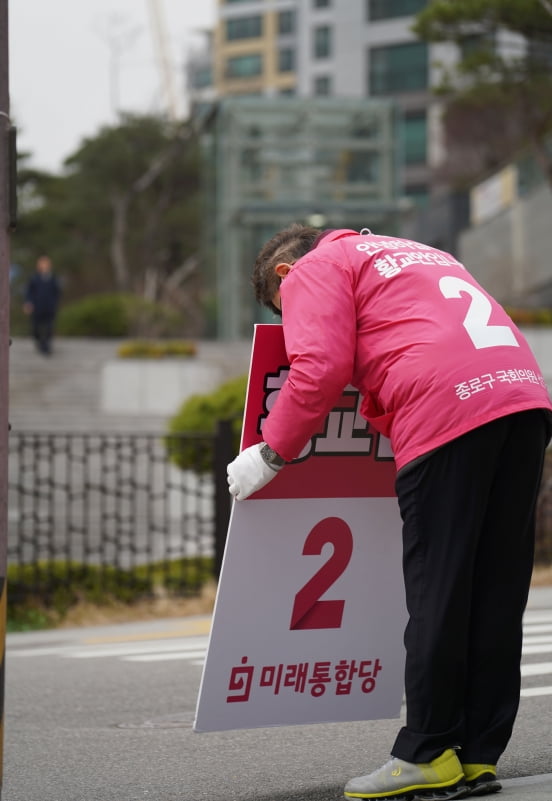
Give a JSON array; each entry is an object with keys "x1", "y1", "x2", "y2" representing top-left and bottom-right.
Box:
[{"x1": 460, "y1": 183, "x2": 552, "y2": 306}]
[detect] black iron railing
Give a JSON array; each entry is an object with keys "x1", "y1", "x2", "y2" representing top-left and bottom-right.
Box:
[
  {"x1": 6, "y1": 428, "x2": 552, "y2": 606},
  {"x1": 7, "y1": 427, "x2": 236, "y2": 604}
]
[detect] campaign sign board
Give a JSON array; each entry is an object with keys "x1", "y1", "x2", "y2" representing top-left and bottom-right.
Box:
[{"x1": 193, "y1": 325, "x2": 407, "y2": 732}]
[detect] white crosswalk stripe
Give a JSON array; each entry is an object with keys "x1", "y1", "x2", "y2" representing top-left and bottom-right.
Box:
[
  {"x1": 8, "y1": 608, "x2": 552, "y2": 697},
  {"x1": 522, "y1": 623, "x2": 552, "y2": 634},
  {"x1": 521, "y1": 661, "x2": 552, "y2": 677},
  {"x1": 520, "y1": 686, "x2": 552, "y2": 698},
  {"x1": 519, "y1": 609, "x2": 552, "y2": 696},
  {"x1": 522, "y1": 643, "x2": 552, "y2": 655}
]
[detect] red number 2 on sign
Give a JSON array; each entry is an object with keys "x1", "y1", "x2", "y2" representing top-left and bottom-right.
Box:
[{"x1": 289, "y1": 517, "x2": 353, "y2": 630}]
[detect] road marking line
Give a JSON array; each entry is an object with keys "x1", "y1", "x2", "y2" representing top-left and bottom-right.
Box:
[
  {"x1": 520, "y1": 685, "x2": 552, "y2": 697},
  {"x1": 524, "y1": 611, "x2": 552, "y2": 622},
  {"x1": 82, "y1": 617, "x2": 211, "y2": 645},
  {"x1": 523, "y1": 623, "x2": 552, "y2": 633},
  {"x1": 522, "y1": 634, "x2": 552, "y2": 644},
  {"x1": 68, "y1": 638, "x2": 208, "y2": 659},
  {"x1": 521, "y1": 661, "x2": 552, "y2": 676},
  {"x1": 124, "y1": 650, "x2": 206, "y2": 663},
  {"x1": 9, "y1": 646, "x2": 73, "y2": 657},
  {"x1": 523, "y1": 643, "x2": 552, "y2": 655}
]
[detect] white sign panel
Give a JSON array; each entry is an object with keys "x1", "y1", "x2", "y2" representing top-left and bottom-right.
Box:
[{"x1": 194, "y1": 325, "x2": 407, "y2": 732}]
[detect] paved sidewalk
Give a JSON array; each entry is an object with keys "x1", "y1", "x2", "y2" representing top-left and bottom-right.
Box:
[
  {"x1": 5, "y1": 591, "x2": 552, "y2": 801},
  {"x1": 500, "y1": 774, "x2": 552, "y2": 800}
]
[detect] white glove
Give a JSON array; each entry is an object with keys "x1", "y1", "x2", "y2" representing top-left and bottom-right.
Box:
[{"x1": 227, "y1": 443, "x2": 281, "y2": 501}]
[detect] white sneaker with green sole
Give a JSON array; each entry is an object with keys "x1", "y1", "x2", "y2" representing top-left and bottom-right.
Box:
[{"x1": 344, "y1": 748, "x2": 469, "y2": 800}]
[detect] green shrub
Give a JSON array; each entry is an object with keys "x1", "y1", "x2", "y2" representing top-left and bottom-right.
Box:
[
  {"x1": 57, "y1": 293, "x2": 185, "y2": 338},
  {"x1": 117, "y1": 339, "x2": 197, "y2": 358},
  {"x1": 506, "y1": 307, "x2": 552, "y2": 326},
  {"x1": 58, "y1": 294, "x2": 129, "y2": 336},
  {"x1": 166, "y1": 374, "x2": 247, "y2": 472},
  {"x1": 7, "y1": 557, "x2": 214, "y2": 631}
]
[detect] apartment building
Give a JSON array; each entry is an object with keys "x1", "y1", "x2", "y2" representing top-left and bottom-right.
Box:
[
  {"x1": 188, "y1": 3, "x2": 550, "y2": 335},
  {"x1": 189, "y1": 0, "x2": 459, "y2": 206}
]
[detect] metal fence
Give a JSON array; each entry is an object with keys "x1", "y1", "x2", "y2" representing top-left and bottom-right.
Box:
[
  {"x1": 7, "y1": 427, "x2": 234, "y2": 605},
  {"x1": 6, "y1": 428, "x2": 552, "y2": 607}
]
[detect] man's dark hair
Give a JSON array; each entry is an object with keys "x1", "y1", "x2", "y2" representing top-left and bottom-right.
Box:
[{"x1": 252, "y1": 223, "x2": 320, "y2": 312}]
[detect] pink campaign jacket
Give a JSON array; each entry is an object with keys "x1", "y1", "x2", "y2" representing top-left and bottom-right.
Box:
[{"x1": 262, "y1": 229, "x2": 552, "y2": 472}]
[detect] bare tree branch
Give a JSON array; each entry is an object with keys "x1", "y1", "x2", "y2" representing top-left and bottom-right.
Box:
[{"x1": 163, "y1": 256, "x2": 198, "y2": 293}]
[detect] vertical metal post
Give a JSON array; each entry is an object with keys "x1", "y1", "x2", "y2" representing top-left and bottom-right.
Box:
[
  {"x1": 0, "y1": 0, "x2": 11, "y2": 795},
  {"x1": 213, "y1": 419, "x2": 234, "y2": 579}
]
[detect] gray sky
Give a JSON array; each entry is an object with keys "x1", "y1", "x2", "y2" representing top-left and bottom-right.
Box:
[{"x1": 8, "y1": 0, "x2": 216, "y2": 174}]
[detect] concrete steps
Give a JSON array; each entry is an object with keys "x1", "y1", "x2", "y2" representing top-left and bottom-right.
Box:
[{"x1": 8, "y1": 337, "x2": 251, "y2": 433}]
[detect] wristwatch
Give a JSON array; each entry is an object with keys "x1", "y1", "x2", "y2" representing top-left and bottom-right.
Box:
[{"x1": 260, "y1": 442, "x2": 285, "y2": 470}]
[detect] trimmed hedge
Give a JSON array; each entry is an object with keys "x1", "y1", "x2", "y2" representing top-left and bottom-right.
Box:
[
  {"x1": 117, "y1": 339, "x2": 197, "y2": 358},
  {"x1": 166, "y1": 374, "x2": 247, "y2": 472},
  {"x1": 7, "y1": 557, "x2": 214, "y2": 631},
  {"x1": 57, "y1": 293, "x2": 184, "y2": 338}
]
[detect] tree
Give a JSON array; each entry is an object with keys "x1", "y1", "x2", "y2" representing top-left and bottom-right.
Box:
[
  {"x1": 65, "y1": 114, "x2": 201, "y2": 301},
  {"x1": 11, "y1": 114, "x2": 203, "y2": 334},
  {"x1": 413, "y1": 0, "x2": 552, "y2": 188}
]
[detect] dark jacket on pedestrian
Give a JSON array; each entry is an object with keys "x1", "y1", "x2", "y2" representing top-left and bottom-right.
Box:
[{"x1": 25, "y1": 273, "x2": 61, "y2": 318}]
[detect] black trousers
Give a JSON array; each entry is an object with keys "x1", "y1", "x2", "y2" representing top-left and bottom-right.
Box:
[
  {"x1": 31, "y1": 314, "x2": 55, "y2": 354},
  {"x1": 391, "y1": 409, "x2": 549, "y2": 765}
]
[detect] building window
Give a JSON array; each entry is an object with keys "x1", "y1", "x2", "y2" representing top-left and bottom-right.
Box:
[
  {"x1": 314, "y1": 26, "x2": 332, "y2": 59},
  {"x1": 314, "y1": 0, "x2": 331, "y2": 7},
  {"x1": 226, "y1": 16, "x2": 262, "y2": 41},
  {"x1": 345, "y1": 151, "x2": 379, "y2": 183},
  {"x1": 405, "y1": 184, "x2": 429, "y2": 207},
  {"x1": 278, "y1": 9, "x2": 295, "y2": 35},
  {"x1": 403, "y1": 110, "x2": 427, "y2": 164},
  {"x1": 314, "y1": 75, "x2": 332, "y2": 95},
  {"x1": 278, "y1": 48, "x2": 295, "y2": 72},
  {"x1": 369, "y1": 42, "x2": 428, "y2": 94},
  {"x1": 191, "y1": 65, "x2": 212, "y2": 90},
  {"x1": 367, "y1": 0, "x2": 427, "y2": 21},
  {"x1": 225, "y1": 53, "x2": 263, "y2": 79}
]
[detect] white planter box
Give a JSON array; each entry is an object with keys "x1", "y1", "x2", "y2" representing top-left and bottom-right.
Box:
[{"x1": 101, "y1": 359, "x2": 223, "y2": 416}]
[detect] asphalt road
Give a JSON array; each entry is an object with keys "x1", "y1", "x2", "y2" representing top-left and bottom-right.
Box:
[{"x1": 3, "y1": 588, "x2": 552, "y2": 801}]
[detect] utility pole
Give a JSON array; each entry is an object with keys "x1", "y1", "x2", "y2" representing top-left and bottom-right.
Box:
[{"x1": 0, "y1": 0, "x2": 12, "y2": 794}]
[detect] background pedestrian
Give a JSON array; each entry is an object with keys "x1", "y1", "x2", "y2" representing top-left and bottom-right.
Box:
[{"x1": 23, "y1": 255, "x2": 62, "y2": 355}]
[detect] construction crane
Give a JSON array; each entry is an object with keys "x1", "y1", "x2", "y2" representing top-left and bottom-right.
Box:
[{"x1": 146, "y1": 0, "x2": 181, "y2": 120}]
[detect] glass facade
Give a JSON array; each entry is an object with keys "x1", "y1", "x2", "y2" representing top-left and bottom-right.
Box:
[
  {"x1": 203, "y1": 98, "x2": 402, "y2": 338},
  {"x1": 369, "y1": 42, "x2": 428, "y2": 94},
  {"x1": 278, "y1": 48, "x2": 295, "y2": 72},
  {"x1": 226, "y1": 16, "x2": 263, "y2": 41},
  {"x1": 190, "y1": 65, "x2": 212, "y2": 90},
  {"x1": 367, "y1": 0, "x2": 427, "y2": 21},
  {"x1": 278, "y1": 9, "x2": 295, "y2": 35},
  {"x1": 226, "y1": 53, "x2": 263, "y2": 79},
  {"x1": 403, "y1": 110, "x2": 427, "y2": 165},
  {"x1": 314, "y1": 75, "x2": 332, "y2": 95},
  {"x1": 405, "y1": 183, "x2": 429, "y2": 207},
  {"x1": 314, "y1": 25, "x2": 332, "y2": 59}
]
